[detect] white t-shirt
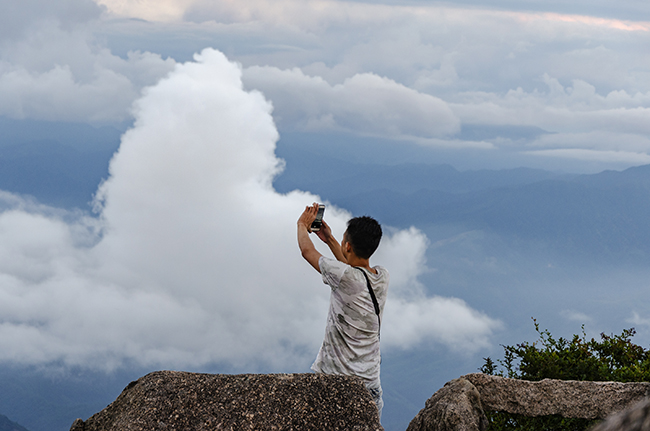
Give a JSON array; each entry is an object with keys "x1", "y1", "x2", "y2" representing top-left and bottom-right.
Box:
[{"x1": 311, "y1": 256, "x2": 389, "y2": 386}]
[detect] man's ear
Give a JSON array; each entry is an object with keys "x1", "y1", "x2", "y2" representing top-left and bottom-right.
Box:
[{"x1": 344, "y1": 240, "x2": 354, "y2": 256}]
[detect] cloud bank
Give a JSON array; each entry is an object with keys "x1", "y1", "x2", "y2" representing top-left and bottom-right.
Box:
[
  {"x1": 96, "y1": 0, "x2": 647, "y2": 166},
  {"x1": 1, "y1": 0, "x2": 648, "y2": 169},
  {"x1": 0, "y1": 49, "x2": 499, "y2": 371},
  {"x1": 0, "y1": 0, "x2": 176, "y2": 123},
  {"x1": 243, "y1": 66, "x2": 460, "y2": 139}
]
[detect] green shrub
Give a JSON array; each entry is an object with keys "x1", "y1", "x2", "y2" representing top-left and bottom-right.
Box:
[{"x1": 481, "y1": 319, "x2": 650, "y2": 431}]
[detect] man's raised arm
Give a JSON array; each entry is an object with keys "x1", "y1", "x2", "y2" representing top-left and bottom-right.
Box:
[{"x1": 297, "y1": 203, "x2": 323, "y2": 272}]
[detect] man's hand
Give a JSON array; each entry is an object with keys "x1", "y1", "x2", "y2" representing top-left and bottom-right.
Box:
[{"x1": 297, "y1": 202, "x2": 320, "y2": 233}]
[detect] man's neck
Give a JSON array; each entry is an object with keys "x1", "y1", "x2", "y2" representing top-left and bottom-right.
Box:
[{"x1": 347, "y1": 256, "x2": 377, "y2": 274}]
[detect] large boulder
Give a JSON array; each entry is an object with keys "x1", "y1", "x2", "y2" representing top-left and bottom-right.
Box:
[
  {"x1": 463, "y1": 373, "x2": 650, "y2": 419},
  {"x1": 406, "y1": 378, "x2": 488, "y2": 431},
  {"x1": 70, "y1": 371, "x2": 382, "y2": 431}
]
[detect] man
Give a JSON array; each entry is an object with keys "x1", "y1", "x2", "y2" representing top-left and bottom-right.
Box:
[{"x1": 297, "y1": 202, "x2": 389, "y2": 420}]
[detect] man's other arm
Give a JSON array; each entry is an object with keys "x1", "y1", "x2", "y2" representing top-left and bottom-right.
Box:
[
  {"x1": 297, "y1": 203, "x2": 323, "y2": 272},
  {"x1": 316, "y1": 220, "x2": 347, "y2": 264}
]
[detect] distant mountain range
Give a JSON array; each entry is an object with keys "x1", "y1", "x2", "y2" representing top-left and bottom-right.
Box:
[
  {"x1": 0, "y1": 414, "x2": 29, "y2": 431},
  {"x1": 275, "y1": 145, "x2": 650, "y2": 264}
]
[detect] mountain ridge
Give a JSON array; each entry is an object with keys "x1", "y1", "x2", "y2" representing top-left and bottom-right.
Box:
[{"x1": 0, "y1": 414, "x2": 30, "y2": 431}]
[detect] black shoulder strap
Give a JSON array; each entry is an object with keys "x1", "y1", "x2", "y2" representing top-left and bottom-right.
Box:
[{"x1": 354, "y1": 267, "x2": 381, "y2": 332}]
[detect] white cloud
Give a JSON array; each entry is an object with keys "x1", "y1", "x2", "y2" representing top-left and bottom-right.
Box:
[
  {"x1": 0, "y1": 49, "x2": 498, "y2": 371},
  {"x1": 377, "y1": 228, "x2": 501, "y2": 352},
  {"x1": 243, "y1": 66, "x2": 460, "y2": 139},
  {"x1": 0, "y1": 2, "x2": 176, "y2": 124},
  {"x1": 452, "y1": 76, "x2": 650, "y2": 133},
  {"x1": 385, "y1": 297, "x2": 501, "y2": 352},
  {"x1": 560, "y1": 309, "x2": 593, "y2": 324},
  {"x1": 0, "y1": 52, "x2": 175, "y2": 123},
  {"x1": 95, "y1": 0, "x2": 195, "y2": 22},
  {"x1": 448, "y1": 75, "x2": 650, "y2": 162},
  {"x1": 628, "y1": 312, "x2": 650, "y2": 328}
]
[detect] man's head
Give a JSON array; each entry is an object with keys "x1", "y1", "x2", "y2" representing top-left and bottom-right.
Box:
[{"x1": 342, "y1": 216, "x2": 382, "y2": 260}]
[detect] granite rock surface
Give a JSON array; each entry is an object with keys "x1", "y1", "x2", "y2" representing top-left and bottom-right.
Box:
[
  {"x1": 463, "y1": 373, "x2": 650, "y2": 419},
  {"x1": 70, "y1": 370, "x2": 382, "y2": 431},
  {"x1": 406, "y1": 377, "x2": 488, "y2": 431}
]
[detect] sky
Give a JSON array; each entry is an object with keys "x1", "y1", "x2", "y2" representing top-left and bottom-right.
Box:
[{"x1": 0, "y1": 0, "x2": 648, "y2": 373}]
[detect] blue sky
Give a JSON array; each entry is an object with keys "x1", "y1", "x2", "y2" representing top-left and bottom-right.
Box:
[{"x1": 0, "y1": 0, "x2": 649, "y2": 380}]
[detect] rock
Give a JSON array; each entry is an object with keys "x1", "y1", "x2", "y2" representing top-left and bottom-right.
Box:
[
  {"x1": 406, "y1": 378, "x2": 488, "y2": 431},
  {"x1": 70, "y1": 371, "x2": 382, "y2": 431},
  {"x1": 590, "y1": 397, "x2": 650, "y2": 431},
  {"x1": 69, "y1": 418, "x2": 85, "y2": 431},
  {"x1": 463, "y1": 373, "x2": 650, "y2": 419}
]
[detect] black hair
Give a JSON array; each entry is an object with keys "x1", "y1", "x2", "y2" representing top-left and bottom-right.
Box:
[{"x1": 345, "y1": 216, "x2": 382, "y2": 259}]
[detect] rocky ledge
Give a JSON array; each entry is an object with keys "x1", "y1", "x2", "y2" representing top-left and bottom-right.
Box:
[
  {"x1": 464, "y1": 372, "x2": 650, "y2": 419},
  {"x1": 407, "y1": 373, "x2": 650, "y2": 431},
  {"x1": 71, "y1": 371, "x2": 650, "y2": 431},
  {"x1": 70, "y1": 371, "x2": 382, "y2": 431}
]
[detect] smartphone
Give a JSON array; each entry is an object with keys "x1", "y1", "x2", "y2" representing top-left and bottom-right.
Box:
[{"x1": 311, "y1": 204, "x2": 325, "y2": 232}]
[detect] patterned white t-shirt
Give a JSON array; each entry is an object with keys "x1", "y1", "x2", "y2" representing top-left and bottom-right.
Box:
[{"x1": 311, "y1": 256, "x2": 389, "y2": 387}]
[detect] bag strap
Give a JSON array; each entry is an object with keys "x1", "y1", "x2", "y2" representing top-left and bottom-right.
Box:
[{"x1": 354, "y1": 267, "x2": 381, "y2": 333}]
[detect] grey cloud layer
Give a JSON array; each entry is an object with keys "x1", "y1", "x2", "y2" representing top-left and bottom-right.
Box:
[
  {"x1": 77, "y1": 1, "x2": 650, "y2": 166},
  {"x1": 0, "y1": 0, "x2": 175, "y2": 123},
  {"x1": 243, "y1": 66, "x2": 460, "y2": 138},
  {"x1": 0, "y1": 0, "x2": 101, "y2": 39},
  {"x1": 0, "y1": 0, "x2": 647, "y2": 165}
]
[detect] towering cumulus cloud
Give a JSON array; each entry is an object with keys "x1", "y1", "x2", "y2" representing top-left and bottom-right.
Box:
[{"x1": 0, "y1": 48, "x2": 499, "y2": 371}]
